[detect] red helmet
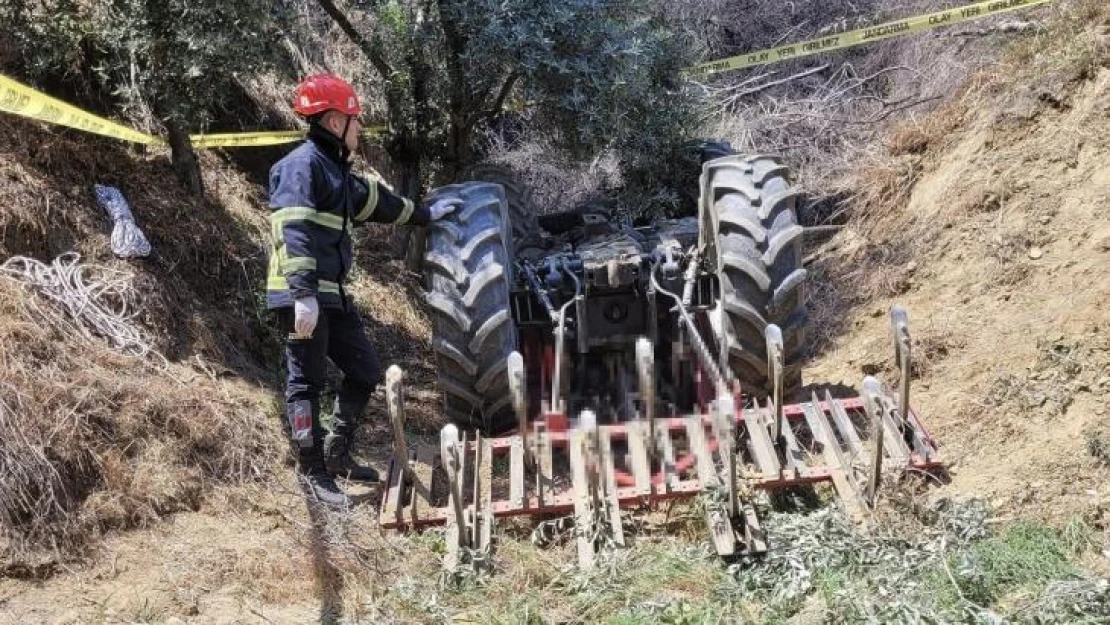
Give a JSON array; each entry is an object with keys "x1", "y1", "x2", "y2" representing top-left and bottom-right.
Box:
[{"x1": 292, "y1": 73, "x2": 361, "y2": 117}]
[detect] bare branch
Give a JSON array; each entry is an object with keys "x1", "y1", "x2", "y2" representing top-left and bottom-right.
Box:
[
  {"x1": 732, "y1": 64, "x2": 829, "y2": 99},
  {"x1": 314, "y1": 0, "x2": 393, "y2": 80},
  {"x1": 485, "y1": 73, "x2": 521, "y2": 120}
]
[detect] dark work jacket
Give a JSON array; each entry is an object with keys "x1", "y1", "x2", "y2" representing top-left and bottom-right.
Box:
[{"x1": 265, "y1": 124, "x2": 428, "y2": 309}]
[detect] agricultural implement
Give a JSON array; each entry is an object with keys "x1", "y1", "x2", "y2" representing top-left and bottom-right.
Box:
[{"x1": 380, "y1": 149, "x2": 944, "y2": 570}]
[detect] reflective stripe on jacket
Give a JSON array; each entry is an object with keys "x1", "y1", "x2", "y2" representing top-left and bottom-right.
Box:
[{"x1": 265, "y1": 124, "x2": 429, "y2": 309}]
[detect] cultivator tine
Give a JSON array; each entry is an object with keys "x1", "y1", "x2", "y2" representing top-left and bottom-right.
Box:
[
  {"x1": 826, "y1": 390, "x2": 864, "y2": 458},
  {"x1": 508, "y1": 351, "x2": 530, "y2": 465},
  {"x1": 656, "y1": 423, "x2": 680, "y2": 493},
  {"x1": 440, "y1": 425, "x2": 466, "y2": 532},
  {"x1": 536, "y1": 422, "x2": 554, "y2": 507},
  {"x1": 599, "y1": 427, "x2": 625, "y2": 548},
  {"x1": 714, "y1": 391, "x2": 739, "y2": 518},
  {"x1": 510, "y1": 435, "x2": 525, "y2": 510},
  {"x1": 636, "y1": 337, "x2": 657, "y2": 458},
  {"x1": 386, "y1": 365, "x2": 411, "y2": 483},
  {"x1": 383, "y1": 365, "x2": 414, "y2": 526},
  {"x1": 743, "y1": 404, "x2": 780, "y2": 478},
  {"x1": 774, "y1": 396, "x2": 806, "y2": 477},
  {"x1": 862, "y1": 377, "x2": 886, "y2": 507},
  {"x1": 440, "y1": 424, "x2": 467, "y2": 570},
  {"x1": 570, "y1": 412, "x2": 598, "y2": 569},
  {"x1": 687, "y1": 414, "x2": 737, "y2": 556},
  {"x1": 580, "y1": 411, "x2": 601, "y2": 512},
  {"x1": 890, "y1": 306, "x2": 912, "y2": 440},
  {"x1": 765, "y1": 324, "x2": 785, "y2": 447},
  {"x1": 803, "y1": 394, "x2": 866, "y2": 522},
  {"x1": 741, "y1": 502, "x2": 768, "y2": 555},
  {"x1": 474, "y1": 432, "x2": 493, "y2": 560},
  {"x1": 471, "y1": 431, "x2": 481, "y2": 548},
  {"x1": 626, "y1": 421, "x2": 653, "y2": 497}
]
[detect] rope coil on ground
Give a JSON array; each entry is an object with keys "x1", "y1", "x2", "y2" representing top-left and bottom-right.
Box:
[{"x1": 0, "y1": 252, "x2": 156, "y2": 358}]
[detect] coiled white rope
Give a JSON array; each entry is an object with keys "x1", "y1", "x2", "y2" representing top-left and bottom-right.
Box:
[{"x1": 0, "y1": 252, "x2": 156, "y2": 358}]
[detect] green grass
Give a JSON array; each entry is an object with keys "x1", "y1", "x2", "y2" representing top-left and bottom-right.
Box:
[
  {"x1": 370, "y1": 500, "x2": 1106, "y2": 624},
  {"x1": 947, "y1": 521, "x2": 1077, "y2": 607}
]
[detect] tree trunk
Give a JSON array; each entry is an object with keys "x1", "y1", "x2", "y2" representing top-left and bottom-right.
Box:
[
  {"x1": 166, "y1": 121, "x2": 204, "y2": 196},
  {"x1": 437, "y1": 0, "x2": 474, "y2": 180},
  {"x1": 399, "y1": 4, "x2": 436, "y2": 274},
  {"x1": 144, "y1": 0, "x2": 203, "y2": 197}
]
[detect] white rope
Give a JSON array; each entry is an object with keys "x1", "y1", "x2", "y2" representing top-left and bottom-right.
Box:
[{"x1": 0, "y1": 252, "x2": 156, "y2": 358}]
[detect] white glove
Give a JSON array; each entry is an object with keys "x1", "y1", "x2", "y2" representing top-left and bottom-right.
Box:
[
  {"x1": 428, "y1": 197, "x2": 460, "y2": 221},
  {"x1": 294, "y1": 296, "x2": 320, "y2": 338}
]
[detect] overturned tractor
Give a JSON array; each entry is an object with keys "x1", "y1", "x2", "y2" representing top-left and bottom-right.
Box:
[{"x1": 381, "y1": 148, "x2": 943, "y2": 571}]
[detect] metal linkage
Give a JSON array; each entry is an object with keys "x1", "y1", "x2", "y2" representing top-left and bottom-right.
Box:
[
  {"x1": 650, "y1": 264, "x2": 727, "y2": 390},
  {"x1": 519, "y1": 260, "x2": 560, "y2": 325},
  {"x1": 563, "y1": 258, "x2": 588, "y2": 355},
  {"x1": 713, "y1": 390, "x2": 739, "y2": 518},
  {"x1": 680, "y1": 246, "x2": 700, "y2": 308},
  {"x1": 533, "y1": 259, "x2": 583, "y2": 415},
  {"x1": 551, "y1": 297, "x2": 577, "y2": 414}
]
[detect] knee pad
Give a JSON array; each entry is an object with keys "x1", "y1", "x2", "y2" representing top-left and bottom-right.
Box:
[{"x1": 286, "y1": 399, "x2": 315, "y2": 449}]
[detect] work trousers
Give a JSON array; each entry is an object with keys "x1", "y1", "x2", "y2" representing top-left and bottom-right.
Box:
[{"x1": 277, "y1": 305, "x2": 383, "y2": 459}]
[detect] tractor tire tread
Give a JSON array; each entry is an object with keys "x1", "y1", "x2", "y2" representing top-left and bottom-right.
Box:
[{"x1": 424, "y1": 182, "x2": 518, "y2": 433}]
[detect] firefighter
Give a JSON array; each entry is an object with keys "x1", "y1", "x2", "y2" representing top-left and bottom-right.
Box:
[{"x1": 267, "y1": 73, "x2": 456, "y2": 508}]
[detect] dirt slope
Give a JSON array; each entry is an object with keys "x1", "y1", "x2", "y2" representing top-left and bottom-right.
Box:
[{"x1": 807, "y1": 41, "x2": 1110, "y2": 525}]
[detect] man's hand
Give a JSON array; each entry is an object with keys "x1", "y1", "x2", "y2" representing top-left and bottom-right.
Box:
[
  {"x1": 427, "y1": 197, "x2": 461, "y2": 222},
  {"x1": 294, "y1": 296, "x2": 320, "y2": 338}
]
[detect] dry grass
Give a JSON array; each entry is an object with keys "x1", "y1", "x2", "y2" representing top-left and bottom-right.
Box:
[
  {"x1": 0, "y1": 114, "x2": 291, "y2": 574},
  {"x1": 476, "y1": 130, "x2": 622, "y2": 215},
  {"x1": 0, "y1": 279, "x2": 284, "y2": 574},
  {"x1": 695, "y1": 0, "x2": 1027, "y2": 196}
]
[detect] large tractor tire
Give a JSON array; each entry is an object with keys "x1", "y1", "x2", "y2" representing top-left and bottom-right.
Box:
[
  {"x1": 423, "y1": 182, "x2": 518, "y2": 433},
  {"x1": 703, "y1": 155, "x2": 807, "y2": 397},
  {"x1": 460, "y1": 162, "x2": 541, "y2": 248}
]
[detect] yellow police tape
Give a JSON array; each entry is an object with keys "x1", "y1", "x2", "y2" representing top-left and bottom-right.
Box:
[
  {"x1": 687, "y1": 0, "x2": 1053, "y2": 78},
  {"x1": 0, "y1": 73, "x2": 160, "y2": 144},
  {"x1": 190, "y1": 127, "x2": 386, "y2": 148},
  {"x1": 1, "y1": 73, "x2": 386, "y2": 148}
]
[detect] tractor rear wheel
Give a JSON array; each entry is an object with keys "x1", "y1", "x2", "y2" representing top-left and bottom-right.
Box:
[
  {"x1": 423, "y1": 182, "x2": 518, "y2": 433},
  {"x1": 704, "y1": 155, "x2": 807, "y2": 397}
]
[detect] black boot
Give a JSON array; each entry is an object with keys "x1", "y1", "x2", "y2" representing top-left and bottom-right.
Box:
[
  {"x1": 297, "y1": 446, "x2": 351, "y2": 509},
  {"x1": 323, "y1": 431, "x2": 380, "y2": 482},
  {"x1": 302, "y1": 469, "x2": 351, "y2": 509}
]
